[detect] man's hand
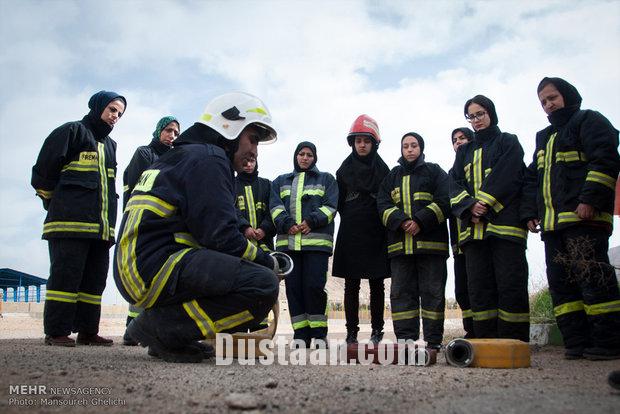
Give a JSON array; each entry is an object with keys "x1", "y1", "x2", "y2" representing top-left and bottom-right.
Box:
[
  {"x1": 288, "y1": 224, "x2": 301, "y2": 235},
  {"x1": 575, "y1": 203, "x2": 595, "y2": 220},
  {"x1": 470, "y1": 201, "x2": 488, "y2": 218},
  {"x1": 527, "y1": 219, "x2": 540, "y2": 233}
]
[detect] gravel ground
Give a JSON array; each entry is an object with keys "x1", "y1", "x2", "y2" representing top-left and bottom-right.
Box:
[{"x1": 1, "y1": 314, "x2": 618, "y2": 413}]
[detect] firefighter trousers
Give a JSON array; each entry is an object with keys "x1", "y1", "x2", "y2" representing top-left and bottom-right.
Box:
[
  {"x1": 344, "y1": 278, "x2": 385, "y2": 333},
  {"x1": 44, "y1": 238, "x2": 109, "y2": 337},
  {"x1": 131, "y1": 248, "x2": 279, "y2": 349},
  {"x1": 543, "y1": 225, "x2": 620, "y2": 350},
  {"x1": 462, "y1": 238, "x2": 530, "y2": 342},
  {"x1": 454, "y1": 253, "x2": 475, "y2": 337},
  {"x1": 285, "y1": 251, "x2": 329, "y2": 342},
  {"x1": 390, "y1": 254, "x2": 447, "y2": 345}
]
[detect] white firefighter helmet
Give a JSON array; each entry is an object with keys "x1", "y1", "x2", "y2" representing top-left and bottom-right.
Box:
[{"x1": 197, "y1": 92, "x2": 277, "y2": 144}]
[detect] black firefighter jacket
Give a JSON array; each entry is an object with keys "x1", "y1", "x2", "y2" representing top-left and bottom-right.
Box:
[
  {"x1": 270, "y1": 166, "x2": 338, "y2": 255},
  {"x1": 113, "y1": 135, "x2": 273, "y2": 308},
  {"x1": 521, "y1": 110, "x2": 620, "y2": 234},
  {"x1": 449, "y1": 127, "x2": 528, "y2": 247},
  {"x1": 377, "y1": 155, "x2": 450, "y2": 258},
  {"x1": 235, "y1": 174, "x2": 276, "y2": 252},
  {"x1": 31, "y1": 118, "x2": 118, "y2": 242},
  {"x1": 122, "y1": 137, "x2": 170, "y2": 208}
]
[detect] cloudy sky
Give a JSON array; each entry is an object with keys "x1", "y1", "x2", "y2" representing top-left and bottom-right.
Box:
[{"x1": 1, "y1": 0, "x2": 619, "y2": 304}]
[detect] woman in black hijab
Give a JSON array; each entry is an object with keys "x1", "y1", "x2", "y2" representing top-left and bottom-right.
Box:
[{"x1": 332, "y1": 115, "x2": 390, "y2": 345}]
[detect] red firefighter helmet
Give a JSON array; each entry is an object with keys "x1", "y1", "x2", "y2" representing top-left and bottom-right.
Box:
[{"x1": 347, "y1": 114, "x2": 381, "y2": 146}]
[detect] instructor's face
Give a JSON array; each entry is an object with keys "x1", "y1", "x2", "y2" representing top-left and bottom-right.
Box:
[{"x1": 233, "y1": 126, "x2": 259, "y2": 174}]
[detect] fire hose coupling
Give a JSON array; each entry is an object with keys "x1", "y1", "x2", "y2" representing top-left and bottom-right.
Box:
[
  {"x1": 270, "y1": 252, "x2": 293, "y2": 279},
  {"x1": 445, "y1": 338, "x2": 475, "y2": 367}
]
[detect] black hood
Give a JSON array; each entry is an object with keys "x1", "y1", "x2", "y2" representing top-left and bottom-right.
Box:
[
  {"x1": 537, "y1": 77, "x2": 583, "y2": 127},
  {"x1": 82, "y1": 90, "x2": 126, "y2": 140},
  {"x1": 294, "y1": 141, "x2": 317, "y2": 172},
  {"x1": 465, "y1": 95, "x2": 498, "y2": 126}
]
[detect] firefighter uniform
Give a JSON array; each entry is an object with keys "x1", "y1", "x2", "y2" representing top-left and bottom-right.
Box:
[
  {"x1": 235, "y1": 167, "x2": 276, "y2": 252},
  {"x1": 31, "y1": 91, "x2": 126, "y2": 340},
  {"x1": 450, "y1": 101, "x2": 530, "y2": 342},
  {"x1": 521, "y1": 77, "x2": 620, "y2": 356},
  {"x1": 270, "y1": 141, "x2": 338, "y2": 345},
  {"x1": 449, "y1": 216, "x2": 474, "y2": 337},
  {"x1": 377, "y1": 139, "x2": 450, "y2": 346},
  {"x1": 114, "y1": 123, "x2": 278, "y2": 358},
  {"x1": 121, "y1": 116, "x2": 178, "y2": 344}
]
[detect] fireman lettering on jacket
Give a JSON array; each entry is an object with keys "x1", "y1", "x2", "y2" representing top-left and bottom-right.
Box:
[
  {"x1": 134, "y1": 169, "x2": 159, "y2": 193},
  {"x1": 79, "y1": 152, "x2": 98, "y2": 164}
]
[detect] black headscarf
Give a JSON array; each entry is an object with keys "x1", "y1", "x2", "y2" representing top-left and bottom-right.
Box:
[
  {"x1": 464, "y1": 94, "x2": 498, "y2": 126},
  {"x1": 537, "y1": 77, "x2": 583, "y2": 127},
  {"x1": 398, "y1": 132, "x2": 425, "y2": 173},
  {"x1": 82, "y1": 90, "x2": 126, "y2": 140},
  {"x1": 337, "y1": 138, "x2": 389, "y2": 195},
  {"x1": 451, "y1": 127, "x2": 474, "y2": 144},
  {"x1": 293, "y1": 141, "x2": 317, "y2": 172}
]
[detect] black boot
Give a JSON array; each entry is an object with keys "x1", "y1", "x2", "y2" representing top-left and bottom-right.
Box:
[
  {"x1": 128, "y1": 312, "x2": 203, "y2": 363},
  {"x1": 369, "y1": 329, "x2": 383, "y2": 345},
  {"x1": 346, "y1": 330, "x2": 358, "y2": 344}
]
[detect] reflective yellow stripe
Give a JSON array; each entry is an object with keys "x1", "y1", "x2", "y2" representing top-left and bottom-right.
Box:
[
  {"x1": 413, "y1": 192, "x2": 432, "y2": 201},
  {"x1": 586, "y1": 170, "x2": 616, "y2": 190},
  {"x1": 128, "y1": 310, "x2": 140, "y2": 318},
  {"x1": 392, "y1": 309, "x2": 420, "y2": 321},
  {"x1": 388, "y1": 242, "x2": 403, "y2": 253},
  {"x1": 45, "y1": 290, "x2": 78, "y2": 303},
  {"x1": 402, "y1": 175, "x2": 413, "y2": 254},
  {"x1": 458, "y1": 227, "x2": 471, "y2": 244},
  {"x1": 107, "y1": 168, "x2": 115, "y2": 178},
  {"x1": 183, "y1": 300, "x2": 216, "y2": 338},
  {"x1": 126, "y1": 195, "x2": 176, "y2": 217},
  {"x1": 557, "y1": 211, "x2": 612, "y2": 225},
  {"x1": 472, "y1": 309, "x2": 498, "y2": 321},
  {"x1": 462, "y1": 309, "x2": 473, "y2": 318},
  {"x1": 421, "y1": 309, "x2": 444, "y2": 320},
  {"x1": 214, "y1": 310, "x2": 255, "y2": 331},
  {"x1": 583, "y1": 300, "x2": 620, "y2": 316},
  {"x1": 77, "y1": 292, "x2": 102, "y2": 305},
  {"x1": 242, "y1": 240, "x2": 258, "y2": 261},
  {"x1": 542, "y1": 133, "x2": 557, "y2": 231},
  {"x1": 303, "y1": 189, "x2": 325, "y2": 197},
  {"x1": 473, "y1": 221, "x2": 484, "y2": 240},
  {"x1": 36, "y1": 189, "x2": 53, "y2": 199},
  {"x1": 556, "y1": 151, "x2": 587, "y2": 163},
  {"x1": 319, "y1": 206, "x2": 336, "y2": 223},
  {"x1": 174, "y1": 232, "x2": 200, "y2": 247},
  {"x1": 416, "y1": 241, "x2": 449, "y2": 252},
  {"x1": 97, "y1": 142, "x2": 110, "y2": 240},
  {"x1": 553, "y1": 300, "x2": 584, "y2": 317},
  {"x1": 117, "y1": 210, "x2": 146, "y2": 302},
  {"x1": 450, "y1": 190, "x2": 469, "y2": 206},
  {"x1": 270, "y1": 206, "x2": 285, "y2": 221},
  {"x1": 244, "y1": 185, "x2": 257, "y2": 228},
  {"x1": 279, "y1": 189, "x2": 291, "y2": 198},
  {"x1": 292, "y1": 320, "x2": 310, "y2": 330},
  {"x1": 43, "y1": 221, "x2": 99, "y2": 234},
  {"x1": 309, "y1": 320, "x2": 328, "y2": 328},
  {"x1": 382, "y1": 207, "x2": 398, "y2": 227},
  {"x1": 498, "y1": 309, "x2": 530, "y2": 323},
  {"x1": 472, "y1": 148, "x2": 482, "y2": 197},
  {"x1": 137, "y1": 248, "x2": 193, "y2": 309},
  {"x1": 300, "y1": 238, "x2": 333, "y2": 248},
  {"x1": 477, "y1": 190, "x2": 504, "y2": 213},
  {"x1": 123, "y1": 185, "x2": 129, "y2": 192},
  {"x1": 486, "y1": 223, "x2": 528, "y2": 240},
  {"x1": 426, "y1": 202, "x2": 445, "y2": 223}
]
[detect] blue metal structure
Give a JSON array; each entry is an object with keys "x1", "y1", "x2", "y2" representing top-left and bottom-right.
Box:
[{"x1": 0, "y1": 268, "x2": 47, "y2": 303}]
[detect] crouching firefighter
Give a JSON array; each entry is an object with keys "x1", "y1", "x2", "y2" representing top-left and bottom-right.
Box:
[{"x1": 114, "y1": 92, "x2": 281, "y2": 363}]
